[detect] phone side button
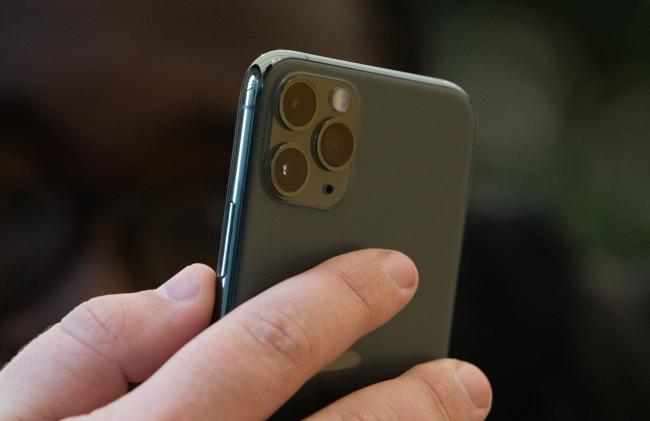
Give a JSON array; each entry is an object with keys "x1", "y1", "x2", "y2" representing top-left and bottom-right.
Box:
[{"x1": 217, "y1": 200, "x2": 236, "y2": 279}]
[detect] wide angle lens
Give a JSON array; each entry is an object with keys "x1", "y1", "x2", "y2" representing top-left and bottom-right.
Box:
[{"x1": 280, "y1": 80, "x2": 317, "y2": 128}]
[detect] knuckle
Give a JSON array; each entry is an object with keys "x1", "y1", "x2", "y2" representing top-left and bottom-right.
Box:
[
  {"x1": 238, "y1": 304, "x2": 314, "y2": 372},
  {"x1": 62, "y1": 295, "x2": 127, "y2": 354},
  {"x1": 407, "y1": 364, "x2": 457, "y2": 421},
  {"x1": 324, "y1": 266, "x2": 374, "y2": 319}
]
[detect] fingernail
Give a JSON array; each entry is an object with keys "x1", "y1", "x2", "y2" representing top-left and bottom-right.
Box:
[
  {"x1": 381, "y1": 251, "x2": 416, "y2": 289},
  {"x1": 455, "y1": 362, "x2": 492, "y2": 410},
  {"x1": 157, "y1": 265, "x2": 202, "y2": 302}
]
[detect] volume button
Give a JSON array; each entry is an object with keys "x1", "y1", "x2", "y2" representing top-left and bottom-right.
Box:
[{"x1": 217, "y1": 201, "x2": 236, "y2": 279}]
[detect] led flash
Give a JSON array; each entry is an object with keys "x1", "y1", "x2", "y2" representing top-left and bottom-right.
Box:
[{"x1": 331, "y1": 87, "x2": 351, "y2": 113}]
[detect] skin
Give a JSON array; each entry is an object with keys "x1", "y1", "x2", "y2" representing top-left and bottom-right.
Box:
[{"x1": 0, "y1": 249, "x2": 492, "y2": 420}]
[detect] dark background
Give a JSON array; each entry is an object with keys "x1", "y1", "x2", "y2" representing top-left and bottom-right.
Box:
[{"x1": 1, "y1": 1, "x2": 648, "y2": 419}]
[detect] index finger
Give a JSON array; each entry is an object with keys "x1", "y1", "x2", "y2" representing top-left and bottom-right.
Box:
[{"x1": 95, "y1": 249, "x2": 418, "y2": 420}]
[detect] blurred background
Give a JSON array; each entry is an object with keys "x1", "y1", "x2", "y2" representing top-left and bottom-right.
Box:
[{"x1": 1, "y1": 0, "x2": 648, "y2": 419}]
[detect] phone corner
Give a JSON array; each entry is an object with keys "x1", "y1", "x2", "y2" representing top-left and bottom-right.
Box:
[
  {"x1": 250, "y1": 50, "x2": 307, "y2": 75},
  {"x1": 443, "y1": 82, "x2": 478, "y2": 138}
]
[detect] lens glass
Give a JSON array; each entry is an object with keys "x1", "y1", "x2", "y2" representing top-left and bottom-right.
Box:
[
  {"x1": 273, "y1": 146, "x2": 309, "y2": 194},
  {"x1": 281, "y1": 81, "x2": 317, "y2": 128},
  {"x1": 319, "y1": 122, "x2": 354, "y2": 169}
]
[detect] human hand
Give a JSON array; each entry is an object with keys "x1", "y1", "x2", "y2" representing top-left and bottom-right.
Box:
[{"x1": 0, "y1": 249, "x2": 491, "y2": 420}]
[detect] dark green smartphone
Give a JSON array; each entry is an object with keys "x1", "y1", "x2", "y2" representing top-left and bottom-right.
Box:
[{"x1": 216, "y1": 50, "x2": 476, "y2": 418}]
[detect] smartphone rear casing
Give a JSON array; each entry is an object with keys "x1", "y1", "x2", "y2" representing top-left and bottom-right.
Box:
[{"x1": 217, "y1": 51, "x2": 476, "y2": 417}]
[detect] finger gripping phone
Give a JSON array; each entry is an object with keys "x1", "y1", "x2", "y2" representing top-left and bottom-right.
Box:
[{"x1": 216, "y1": 50, "x2": 475, "y2": 418}]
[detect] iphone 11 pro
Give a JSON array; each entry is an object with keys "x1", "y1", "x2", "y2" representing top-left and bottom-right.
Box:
[{"x1": 216, "y1": 50, "x2": 476, "y2": 418}]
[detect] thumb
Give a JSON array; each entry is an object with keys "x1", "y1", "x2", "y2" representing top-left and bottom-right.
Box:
[
  {"x1": 0, "y1": 264, "x2": 216, "y2": 420},
  {"x1": 307, "y1": 358, "x2": 492, "y2": 420}
]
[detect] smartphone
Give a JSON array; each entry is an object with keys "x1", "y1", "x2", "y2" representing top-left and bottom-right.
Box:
[{"x1": 216, "y1": 50, "x2": 475, "y2": 418}]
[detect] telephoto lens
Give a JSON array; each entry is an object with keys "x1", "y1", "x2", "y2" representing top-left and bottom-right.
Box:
[{"x1": 316, "y1": 119, "x2": 355, "y2": 170}]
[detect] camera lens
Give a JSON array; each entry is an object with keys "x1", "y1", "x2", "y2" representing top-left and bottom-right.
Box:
[
  {"x1": 316, "y1": 120, "x2": 355, "y2": 170},
  {"x1": 272, "y1": 144, "x2": 309, "y2": 195},
  {"x1": 280, "y1": 80, "x2": 317, "y2": 129}
]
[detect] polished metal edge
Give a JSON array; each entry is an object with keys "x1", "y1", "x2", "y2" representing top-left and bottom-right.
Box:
[
  {"x1": 219, "y1": 66, "x2": 262, "y2": 316},
  {"x1": 251, "y1": 49, "x2": 467, "y2": 95}
]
